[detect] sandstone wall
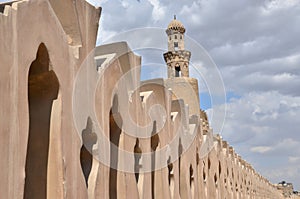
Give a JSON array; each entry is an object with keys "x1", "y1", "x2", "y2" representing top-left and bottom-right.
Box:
[
  {"x1": 0, "y1": 1, "x2": 289, "y2": 199},
  {"x1": 88, "y1": 42, "x2": 285, "y2": 198},
  {"x1": 0, "y1": 0, "x2": 100, "y2": 198}
]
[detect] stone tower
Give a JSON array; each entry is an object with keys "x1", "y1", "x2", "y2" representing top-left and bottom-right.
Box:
[
  {"x1": 163, "y1": 16, "x2": 191, "y2": 78},
  {"x1": 163, "y1": 16, "x2": 199, "y2": 116}
]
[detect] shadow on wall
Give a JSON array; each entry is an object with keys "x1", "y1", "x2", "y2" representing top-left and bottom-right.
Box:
[
  {"x1": 80, "y1": 117, "x2": 97, "y2": 187},
  {"x1": 109, "y1": 94, "x2": 123, "y2": 199},
  {"x1": 24, "y1": 43, "x2": 59, "y2": 199}
]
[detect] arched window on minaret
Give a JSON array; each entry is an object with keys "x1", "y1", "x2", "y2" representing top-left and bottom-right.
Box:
[
  {"x1": 175, "y1": 64, "x2": 181, "y2": 77},
  {"x1": 174, "y1": 42, "x2": 179, "y2": 51}
]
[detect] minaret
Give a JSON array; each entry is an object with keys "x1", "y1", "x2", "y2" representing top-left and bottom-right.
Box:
[
  {"x1": 163, "y1": 15, "x2": 191, "y2": 78},
  {"x1": 163, "y1": 16, "x2": 200, "y2": 116}
]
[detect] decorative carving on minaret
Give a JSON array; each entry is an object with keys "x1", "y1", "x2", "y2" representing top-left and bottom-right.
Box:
[{"x1": 164, "y1": 16, "x2": 191, "y2": 78}]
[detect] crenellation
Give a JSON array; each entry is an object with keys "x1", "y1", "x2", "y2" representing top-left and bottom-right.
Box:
[
  {"x1": 0, "y1": 1, "x2": 14, "y2": 14},
  {"x1": 229, "y1": 146, "x2": 234, "y2": 156},
  {"x1": 2, "y1": 4, "x2": 11, "y2": 16}
]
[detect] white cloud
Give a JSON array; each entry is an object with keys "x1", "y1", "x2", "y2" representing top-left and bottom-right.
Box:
[
  {"x1": 264, "y1": 165, "x2": 300, "y2": 188},
  {"x1": 251, "y1": 146, "x2": 272, "y2": 154},
  {"x1": 262, "y1": 0, "x2": 299, "y2": 15},
  {"x1": 98, "y1": 0, "x2": 300, "y2": 189},
  {"x1": 207, "y1": 91, "x2": 300, "y2": 187},
  {"x1": 179, "y1": 2, "x2": 202, "y2": 26},
  {"x1": 121, "y1": 1, "x2": 129, "y2": 9},
  {"x1": 251, "y1": 139, "x2": 300, "y2": 155},
  {"x1": 147, "y1": 0, "x2": 166, "y2": 22},
  {"x1": 289, "y1": 156, "x2": 300, "y2": 163}
]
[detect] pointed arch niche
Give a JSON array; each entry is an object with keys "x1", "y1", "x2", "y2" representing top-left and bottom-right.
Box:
[
  {"x1": 134, "y1": 138, "x2": 143, "y2": 198},
  {"x1": 24, "y1": 43, "x2": 60, "y2": 199},
  {"x1": 151, "y1": 121, "x2": 159, "y2": 199},
  {"x1": 109, "y1": 94, "x2": 123, "y2": 199},
  {"x1": 80, "y1": 117, "x2": 98, "y2": 187}
]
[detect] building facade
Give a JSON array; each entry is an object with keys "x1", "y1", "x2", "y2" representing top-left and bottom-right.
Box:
[{"x1": 0, "y1": 0, "x2": 298, "y2": 198}]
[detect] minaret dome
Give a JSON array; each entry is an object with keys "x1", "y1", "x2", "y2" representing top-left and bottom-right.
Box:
[{"x1": 166, "y1": 15, "x2": 186, "y2": 35}]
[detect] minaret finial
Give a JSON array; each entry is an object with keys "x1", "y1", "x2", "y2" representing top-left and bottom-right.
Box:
[{"x1": 174, "y1": 15, "x2": 176, "y2": 20}]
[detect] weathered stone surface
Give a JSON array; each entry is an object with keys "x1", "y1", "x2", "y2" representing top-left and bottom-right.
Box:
[
  {"x1": 0, "y1": 1, "x2": 298, "y2": 199},
  {"x1": 0, "y1": 0, "x2": 100, "y2": 198}
]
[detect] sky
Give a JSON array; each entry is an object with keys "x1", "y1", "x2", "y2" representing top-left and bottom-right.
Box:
[
  {"x1": 1, "y1": 0, "x2": 299, "y2": 190},
  {"x1": 87, "y1": 0, "x2": 300, "y2": 189}
]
